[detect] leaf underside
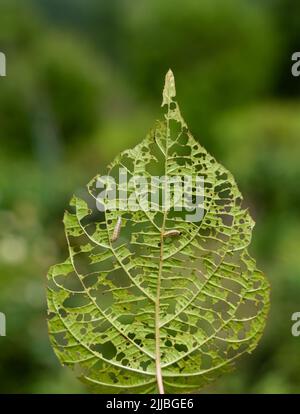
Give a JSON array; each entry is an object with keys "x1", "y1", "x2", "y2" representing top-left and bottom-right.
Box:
[{"x1": 47, "y1": 70, "x2": 270, "y2": 394}]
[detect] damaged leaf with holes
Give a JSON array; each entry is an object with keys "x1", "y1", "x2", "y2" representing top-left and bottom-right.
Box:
[{"x1": 47, "y1": 70, "x2": 270, "y2": 394}]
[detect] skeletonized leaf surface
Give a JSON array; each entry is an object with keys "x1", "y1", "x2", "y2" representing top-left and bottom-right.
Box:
[{"x1": 47, "y1": 70, "x2": 270, "y2": 394}]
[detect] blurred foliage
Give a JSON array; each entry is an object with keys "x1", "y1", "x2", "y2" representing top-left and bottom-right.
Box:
[
  {"x1": 122, "y1": 0, "x2": 280, "y2": 146},
  {"x1": 0, "y1": 0, "x2": 105, "y2": 160},
  {"x1": 0, "y1": 0, "x2": 299, "y2": 393}
]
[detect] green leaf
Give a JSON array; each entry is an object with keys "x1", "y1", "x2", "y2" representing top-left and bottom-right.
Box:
[{"x1": 47, "y1": 70, "x2": 270, "y2": 394}]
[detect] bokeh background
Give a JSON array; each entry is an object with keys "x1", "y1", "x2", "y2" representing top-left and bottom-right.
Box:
[{"x1": 0, "y1": 0, "x2": 300, "y2": 393}]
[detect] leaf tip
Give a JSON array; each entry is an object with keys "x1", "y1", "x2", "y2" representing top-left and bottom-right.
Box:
[
  {"x1": 162, "y1": 68, "x2": 176, "y2": 107},
  {"x1": 166, "y1": 68, "x2": 174, "y2": 78}
]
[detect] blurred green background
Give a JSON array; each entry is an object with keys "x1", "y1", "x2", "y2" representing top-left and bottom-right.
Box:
[{"x1": 0, "y1": 0, "x2": 300, "y2": 393}]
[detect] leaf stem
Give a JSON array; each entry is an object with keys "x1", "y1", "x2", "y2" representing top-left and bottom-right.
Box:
[
  {"x1": 154, "y1": 100, "x2": 171, "y2": 394},
  {"x1": 155, "y1": 213, "x2": 167, "y2": 394},
  {"x1": 155, "y1": 266, "x2": 164, "y2": 394}
]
